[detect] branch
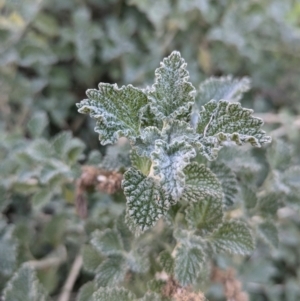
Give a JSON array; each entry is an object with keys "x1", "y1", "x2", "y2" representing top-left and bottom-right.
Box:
[{"x1": 57, "y1": 254, "x2": 83, "y2": 301}]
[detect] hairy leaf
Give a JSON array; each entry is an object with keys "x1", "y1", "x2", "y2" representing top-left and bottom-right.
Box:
[
  {"x1": 139, "y1": 292, "x2": 162, "y2": 301},
  {"x1": 134, "y1": 127, "x2": 162, "y2": 157},
  {"x1": 196, "y1": 76, "x2": 250, "y2": 108},
  {"x1": 148, "y1": 51, "x2": 196, "y2": 120},
  {"x1": 93, "y1": 287, "x2": 136, "y2": 301},
  {"x1": 210, "y1": 162, "x2": 238, "y2": 207},
  {"x1": 77, "y1": 84, "x2": 147, "y2": 144},
  {"x1": 210, "y1": 221, "x2": 254, "y2": 255},
  {"x1": 241, "y1": 185, "x2": 257, "y2": 210},
  {"x1": 258, "y1": 221, "x2": 278, "y2": 248},
  {"x1": 197, "y1": 100, "x2": 271, "y2": 159},
  {"x1": 151, "y1": 140, "x2": 196, "y2": 200},
  {"x1": 140, "y1": 104, "x2": 163, "y2": 129},
  {"x1": 159, "y1": 250, "x2": 174, "y2": 274},
  {"x1": 174, "y1": 244, "x2": 205, "y2": 286},
  {"x1": 123, "y1": 168, "x2": 171, "y2": 231},
  {"x1": 81, "y1": 245, "x2": 103, "y2": 273},
  {"x1": 76, "y1": 282, "x2": 95, "y2": 301},
  {"x1": 185, "y1": 195, "x2": 223, "y2": 233},
  {"x1": 257, "y1": 193, "x2": 279, "y2": 217},
  {"x1": 95, "y1": 255, "x2": 127, "y2": 287},
  {"x1": 91, "y1": 229, "x2": 124, "y2": 256},
  {"x1": 180, "y1": 162, "x2": 222, "y2": 203},
  {"x1": 127, "y1": 248, "x2": 150, "y2": 273},
  {"x1": 130, "y1": 150, "x2": 152, "y2": 176},
  {"x1": 3, "y1": 265, "x2": 48, "y2": 301}
]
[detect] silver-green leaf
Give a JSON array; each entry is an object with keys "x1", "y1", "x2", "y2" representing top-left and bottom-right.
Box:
[
  {"x1": 210, "y1": 221, "x2": 254, "y2": 255},
  {"x1": 77, "y1": 83, "x2": 148, "y2": 144},
  {"x1": 148, "y1": 51, "x2": 196, "y2": 121},
  {"x1": 123, "y1": 168, "x2": 171, "y2": 232}
]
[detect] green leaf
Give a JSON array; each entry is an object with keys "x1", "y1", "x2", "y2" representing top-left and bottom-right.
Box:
[
  {"x1": 123, "y1": 168, "x2": 171, "y2": 232},
  {"x1": 151, "y1": 141, "x2": 196, "y2": 201},
  {"x1": 159, "y1": 250, "x2": 174, "y2": 274},
  {"x1": 180, "y1": 162, "x2": 222, "y2": 203},
  {"x1": 76, "y1": 282, "x2": 95, "y2": 301},
  {"x1": 258, "y1": 221, "x2": 278, "y2": 248},
  {"x1": 77, "y1": 84, "x2": 148, "y2": 144},
  {"x1": 27, "y1": 111, "x2": 48, "y2": 138},
  {"x1": 3, "y1": 265, "x2": 48, "y2": 301},
  {"x1": 185, "y1": 195, "x2": 223, "y2": 234},
  {"x1": 257, "y1": 193, "x2": 279, "y2": 217},
  {"x1": 127, "y1": 248, "x2": 150, "y2": 273},
  {"x1": 148, "y1": 51, "x2": 196, "y2": 120},
  {"x1": 139, "y1": 292, "x2": 162, "y2": 301},
  {"x1": 91, "y1": 229, "x2": 124, "y2": 256},
  {"x1": 210, "y1": 221, "x2": 254, "y2": 255},
  {"x1": 93, "y1": 287, "x2": 136, "y2": 301},
  {"x1": 197, "y1": 100, "x2": 271, "y2": 160},
  {"x1": 140, "y1": 104, "x2": 163, "y2": 129},
  {"x1": 241, "y1": 185, "x2": 257, "y2": 210},
  {"x1": 174, "y1": 244, "x2": 205, "y2": 286},
  {"x1": 130, "y1": 150, "x2": 152, "y2": 176},
  {"x1": 196, "y1": 76, "x2": 250, "y2": 108},
  {"x1": 0, "y1": 236, "x2": 18, "y2": 277},
  {"x1": 209, "y1": 162, "x2": 238, "y2": 207},
  {"x1": 81, "y1": 245, "x2": 103, "y2": 273},
  {"x1": 95, "y1": 255, "x2": 127, "y2": 287},
  {"x1": 134, "y1": 127, "x2": 162, "y2": 157},
  {"x1": 161, "y1": 119, "x2": 199, "y2": 144},
  {"x1": 266, "y1": 139, "x2": 292, "y2": 171},
  {"x1": 31, "y1": 188, "x2": 53, "y2": 210}
]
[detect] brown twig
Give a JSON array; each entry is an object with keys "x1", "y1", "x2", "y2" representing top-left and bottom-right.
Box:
[
  {"x1": 57, "y1": 254, "x2": 83, "y2": 301},
  {"x1": 75, "y1": 165, "x2": 123, "y2": 218}
]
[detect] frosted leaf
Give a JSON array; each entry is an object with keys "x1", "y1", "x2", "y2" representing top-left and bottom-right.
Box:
[
  {"x1": 148, "y1": 51, "x2": 196, "y2": 121},
  {"x1": 185, "y1": 195, "x2": 223, "y2": 234},
  {"x1": 174, "y1": 244, "x2": 205, "y2": 286},
  {"x1": 91, "y1": 229, "x2": 124, "y2": 256},
  {"x1": 134, "y1": 127, "x2": 162, "y2": 157},
  {"x1": 195, "y1": 76, "x2": 251, "y2": 108},
  {"x1": 161, "y1": 119, "x2": 199, "y2": 144},
  {"x1": 197, "y1": 100, "x2": 271, "y2": 159},
  {"x1": 138, "y1": 292, "x2": 161, "y2": 301},
  {"x1": 0, "y1": 224, "x2": 18, "y2": 276},
  {"x1": 258, "y1": 221, "x2": 278, "y2": 248},
  {"x1": 95, "y1": 255, "x2": 127, "y2": 287},
  {"x1": 3, "y1": 265, "x2": 48, "y2": 301},
  {"x1": 159, "y1": 250, "x2": 174, "y2": 274},
  {"x1": 151, "y1": 141, "x2": 196, "y2": 201},
  {"x1": 81, "y1": 245, "x2": 103, "y2": 273},
  {"x1": 210, "y1": 221, "x2": 254, "y2": 255},
  {"x1": 266, "y1": 139, "x2": 292, "y2": 171},
  {"x1": 140, "y1": 104, "x2": 163, "y2": 129},
  {"x1": 93, "y1": 287, "x2": 136, "y2": 301},
  {"x1": 130, "y1": 150, "x2": 152, "y2": 176},
  {"x1": 123, "y1": 168, "x2": 171, "y2": 232},
  {"x1": 77, "y1": 83, "x2": 147, "y2": 144},
  {"x1": 76, "y1": 282, "x2": 95, "y2": 301},
  {"x1": 127, "y1": 248, "x2": 150, "y2": 273},
  {"x1": 209, "y1": 162, "x2": 238, "y2": 207},
  {"x1": 257, "y1": 192, "x2": 279, "y2": 217},
  {"x1": 241, "y1": 184, "x2": 257, "y2": 210},
  {"x1": 180, "y1": 162, "x2": 222, "y2": 203}
]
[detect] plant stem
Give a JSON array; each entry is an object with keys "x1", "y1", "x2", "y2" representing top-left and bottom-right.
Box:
[{"x1": 57, "y1": 254, "x2": 83, "y2": 301}]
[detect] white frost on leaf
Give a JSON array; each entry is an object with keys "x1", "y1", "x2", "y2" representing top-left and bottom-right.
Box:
[
  {"x1": 151, "y1": 140, "x2": 196, "y2": 201},
  {"x1": 77, "y1": 83, "x2": 148, "y2": 144},
  {"x1": 148, "y1": 51, "x2": 196, "y2": 121},
  {"x1": 123, "y1": 168, "x2": 172, "y2": 232}
]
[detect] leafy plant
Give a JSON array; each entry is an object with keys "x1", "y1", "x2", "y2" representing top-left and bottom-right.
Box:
[{"x1": 74, "y1": 51, "x2": 272, "y2": 299}]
